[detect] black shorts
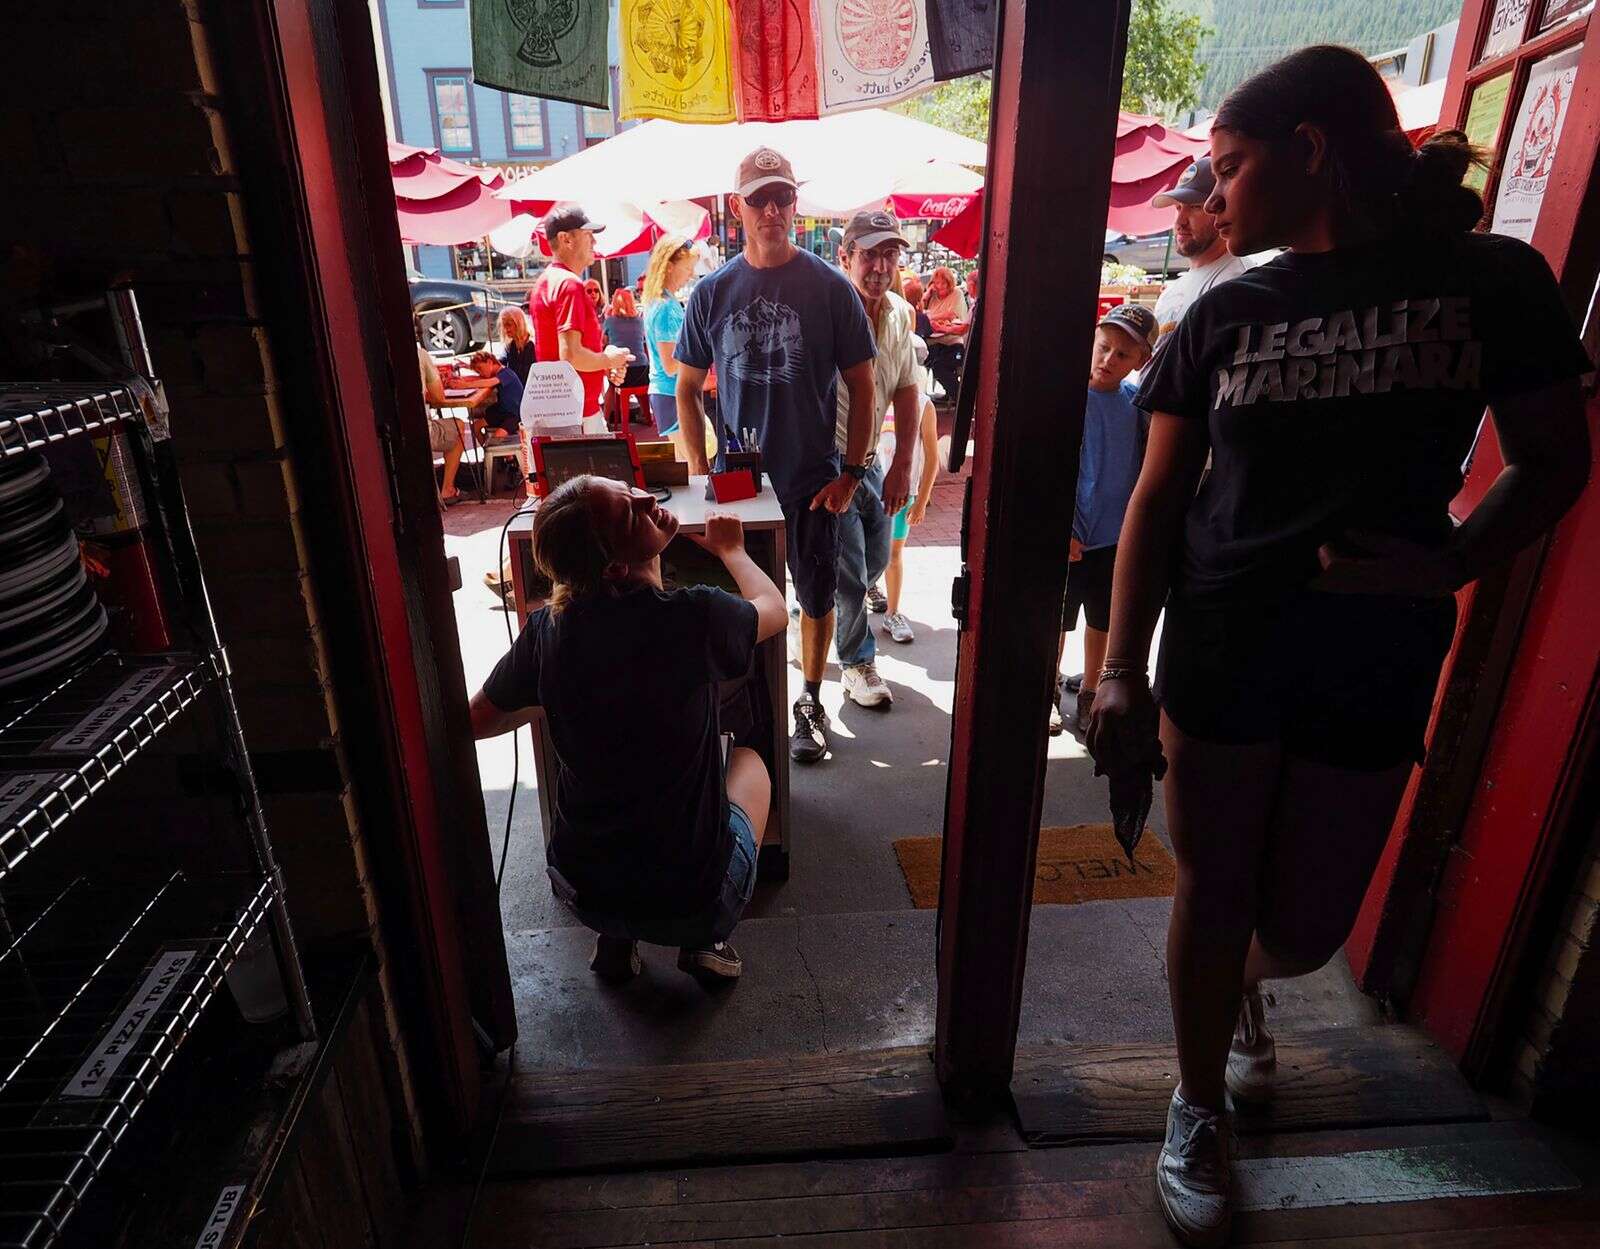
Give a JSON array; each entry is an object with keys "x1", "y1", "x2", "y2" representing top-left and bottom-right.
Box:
[
  {"x1": 779, "y1": 500, "x2": 841, "y2": 619},
  {"x1": 480, "y1": 411, "x2": 519, "y2": 435},
  {"x1": 1063, "y1": 543, "x2": 1117, "y2": 632},
  {"x1": 1154, "y1": 590, "x2": 1457, "y2": 772}
]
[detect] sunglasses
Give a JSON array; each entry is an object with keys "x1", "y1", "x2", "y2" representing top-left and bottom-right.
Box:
[{"x1": 743, "y1": 185, "x2": 796, "y2": 211}]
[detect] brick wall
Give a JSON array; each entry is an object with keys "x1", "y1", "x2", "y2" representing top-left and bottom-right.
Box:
[
  {"x1": 0, "y1": 0, "x2": 423, "y2": 1171},
  {"x1": 1511, "y1": 823, "x2": 1600, "y2": 1112}
]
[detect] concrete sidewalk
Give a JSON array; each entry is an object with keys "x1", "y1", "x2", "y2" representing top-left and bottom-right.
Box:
[{"x1": 442, "y1": 488, "x2": 1375, "y2": 1072}]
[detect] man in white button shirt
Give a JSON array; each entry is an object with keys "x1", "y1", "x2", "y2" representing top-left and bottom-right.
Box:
[{"x1": 1151, "y1": 158, "x2": 1252, "y2": 346}]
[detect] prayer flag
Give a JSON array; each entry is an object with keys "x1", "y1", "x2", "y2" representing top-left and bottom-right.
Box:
[
  {"x1": 812, "y1": 0, "x2": 936, "y2": 115},
  {"x1": 620, "y1": 0, "x2": 737, "y2": 123},
  {"x1": 471, "y1": 0, "x2": 611, "y2": 110},
  {"x1": 925, "y1": 0, "x2": 993, "y2": 81},
  {"x1": 729, "y1": 0, "x2": 820, "y2": 122}
]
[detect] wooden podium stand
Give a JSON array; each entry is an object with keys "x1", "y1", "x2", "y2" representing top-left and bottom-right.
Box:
[{"x1": 506, "y1": 478, "x2": 792, "y2": 880}]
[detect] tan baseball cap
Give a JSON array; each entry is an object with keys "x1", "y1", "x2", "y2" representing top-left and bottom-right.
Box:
[
  {"x1": 735, "y1": 146, "x2": 797, "y2": 197},
  {"x1": 842, "y1": 209, "x2": 909, "y2": 251}
]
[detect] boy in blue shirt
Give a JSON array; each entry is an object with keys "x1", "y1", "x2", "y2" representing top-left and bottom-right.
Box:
[{"x1": 1058, "y1": 303, "x2": 1157, "y2": 735}]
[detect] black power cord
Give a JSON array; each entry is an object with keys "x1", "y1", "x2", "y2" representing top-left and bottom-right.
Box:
[{"x1": 494, "y1": 494, "x2": 537, "y2": 895}]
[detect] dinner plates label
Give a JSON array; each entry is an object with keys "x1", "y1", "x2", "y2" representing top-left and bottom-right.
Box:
[
  {"x1": 0, "y1": 770, "x2": 63, "y2": 831},
  {"x1": 42, "y1": 664, "x2": 177, "y2": 754}
]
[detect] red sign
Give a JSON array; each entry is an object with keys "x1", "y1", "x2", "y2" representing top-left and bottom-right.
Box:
[{"x1": 890, "y1": 192, "x2": 980, "y2": 220}]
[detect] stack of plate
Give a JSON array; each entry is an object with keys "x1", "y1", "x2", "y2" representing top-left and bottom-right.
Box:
[{"x1": 0, "y1": 452, "x2": 108, "y2": 692}]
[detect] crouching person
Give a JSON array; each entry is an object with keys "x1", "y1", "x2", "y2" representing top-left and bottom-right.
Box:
[{"x1": 469, "y1": 475, "x2": 786, "y2": 982}]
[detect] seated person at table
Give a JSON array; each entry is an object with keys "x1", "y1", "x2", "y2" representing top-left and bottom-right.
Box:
[
  {"x1": 462, "y1": 351, "x2": 525, "y2": 446},
  {"x1": 418, "y1": 344, "x2": 465, "y2": 507},
  {"x1": 469, "y1": 477, "x2": 786, "y2": 982}
]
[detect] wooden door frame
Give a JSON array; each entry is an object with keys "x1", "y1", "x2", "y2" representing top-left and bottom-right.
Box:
[
  {"x1": 1346, "y1": 0, "x2": 1600, "y2": 1077},
  {"x1": 933, "y1": 0, "x2": 1131, "y2": 1096},
  {"x1": 210, "y1": 0, "x2": 518, "y2": 1147}
]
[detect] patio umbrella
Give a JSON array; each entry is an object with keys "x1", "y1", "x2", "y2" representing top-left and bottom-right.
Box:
[
  {"x1": 795, "y1": 158, "x2": 983, "y2": 220},
  {"x1": 494, "y1": 109, "x2": 987, "y2": 207},
  {"x1": 391, "y1": 142, "x2": 513, "y2": 247},
  {"x1": 491, "y1": 197, "x2": 713, "y2": 260}
]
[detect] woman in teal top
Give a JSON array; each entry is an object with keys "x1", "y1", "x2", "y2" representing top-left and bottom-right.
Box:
[{"x1": 640, "y1": 233, "x2": 707, "y2": 458}]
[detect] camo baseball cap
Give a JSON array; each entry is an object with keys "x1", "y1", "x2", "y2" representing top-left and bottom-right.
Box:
[
  {"x1": 842, "y1": 209, "x2": 909, "y2": 251},
  {"x1": 735, "y1": 146, "x2": 797, "y2": 197}
]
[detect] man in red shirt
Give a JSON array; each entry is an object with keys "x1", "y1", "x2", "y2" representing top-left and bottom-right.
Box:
[{"x1": 529, "y1": 204, "x2": 634, "y2": 431}]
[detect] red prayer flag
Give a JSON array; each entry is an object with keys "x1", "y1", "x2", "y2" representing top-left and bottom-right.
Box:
[{"x1": 729, "y1": 0, "x2": 820, "y2": 121}]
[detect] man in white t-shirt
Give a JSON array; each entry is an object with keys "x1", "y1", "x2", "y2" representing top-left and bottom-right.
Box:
[{"x1": 1151, "y1": 158, "x2": 1251, "y2": 345}]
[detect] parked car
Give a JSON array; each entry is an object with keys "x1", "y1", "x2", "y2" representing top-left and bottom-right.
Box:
[
  {"x1": 407, "y1": 268, "x2": 514, "y2": 355},
  {"x1": 1102, "y1": 231, "x2": 1189, "y2": 277}
]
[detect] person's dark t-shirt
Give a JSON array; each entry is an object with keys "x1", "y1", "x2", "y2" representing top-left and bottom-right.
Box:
[
  {"x1": 483, "y1": 585, "x2": 758, "y2": 919},
  {"x1": 676, "y1": 248, "x2": 876, "y2": 504},
  {"x1": 486, "y1": 366, "x2": 524, "y2": 428},
  {"x1": 1136, "y1": 231, "x2": 1591, "y2": 602},
  {"x1": 501, "y1": 337, "x2": 536, "y2": 383}
]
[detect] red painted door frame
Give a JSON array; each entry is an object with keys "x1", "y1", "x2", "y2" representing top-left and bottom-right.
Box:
[
  {"x1": 1347, "y1": 0, "x2": 1600, "y2": 1076},
  {"x1": 228, "y1": 0, "x2": 518, "y2": 1141},
  {"x1": 934, "y1": 0, "x2": 1131, "y2": 1093}
]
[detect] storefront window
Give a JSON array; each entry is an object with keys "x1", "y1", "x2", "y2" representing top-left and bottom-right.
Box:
[{"x1": 430, "y1": 73, "x2": 474, "y2": 153}]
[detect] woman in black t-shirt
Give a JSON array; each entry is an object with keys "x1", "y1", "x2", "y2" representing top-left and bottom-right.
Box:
[{"x1": 1087, "y1": 45, "x2": 1591, "y2": 1247}]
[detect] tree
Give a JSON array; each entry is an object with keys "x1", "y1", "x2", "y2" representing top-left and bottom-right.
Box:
[
  {"x1": 1122, "y1": 0, "x2": 1210, "y2": 116},
  {"x1": 896, "y1": 0, "x2": 1212, "y2": 139}
]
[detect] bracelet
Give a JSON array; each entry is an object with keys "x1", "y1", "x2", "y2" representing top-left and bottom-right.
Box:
[{"x1": 1098, "y1": 666, "x2": 1147, "y2": 684}]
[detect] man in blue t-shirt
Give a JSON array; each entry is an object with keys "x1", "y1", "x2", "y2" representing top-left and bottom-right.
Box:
[{"x1": 675, "y1": 146, "x2": 878, "y2": 766}]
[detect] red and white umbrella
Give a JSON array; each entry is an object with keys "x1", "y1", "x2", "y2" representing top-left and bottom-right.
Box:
[
  {"x1": 490, "y1": 195, "x2": 713, "y2": 260},
  {"x1": 795, "y1": 159, "x2": 983, "y2": 220},
  {"x1": 391, "y1": 142, "x2": 514, "y2": 246}
]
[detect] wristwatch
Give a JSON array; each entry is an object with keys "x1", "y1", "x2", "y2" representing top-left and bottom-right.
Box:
[{"x1": 841, "y1": 451, "x2": 876, "y2": 481}]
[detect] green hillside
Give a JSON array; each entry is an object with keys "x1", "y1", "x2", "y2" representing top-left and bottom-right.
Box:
[{"x1": 1183, "y1": 0, "x2": 1463, "y2": 108}]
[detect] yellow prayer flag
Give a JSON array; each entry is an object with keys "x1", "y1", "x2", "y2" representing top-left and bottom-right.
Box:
[{"x1": 620, "y1": 0, "x2": 736, "y2": 124}]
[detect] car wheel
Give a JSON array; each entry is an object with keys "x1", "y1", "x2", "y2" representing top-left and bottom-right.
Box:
[{"x1": 422, "y1": 309, "x2": 470, "y2": 355}]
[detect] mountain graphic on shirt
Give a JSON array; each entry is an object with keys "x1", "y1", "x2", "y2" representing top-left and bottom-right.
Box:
[{"x1": 719, "y1": 297, "x2": 807, "y2": 385}]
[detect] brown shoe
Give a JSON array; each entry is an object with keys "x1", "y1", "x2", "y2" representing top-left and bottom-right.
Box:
[{"x1": 1074, "y1": 687, "x2": 1095, "y2": 735}]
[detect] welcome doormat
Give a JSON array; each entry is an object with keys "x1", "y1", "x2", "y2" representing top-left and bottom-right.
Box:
[{"x1": 892, "y1": 824, "x2": 1177, "y2": 909}]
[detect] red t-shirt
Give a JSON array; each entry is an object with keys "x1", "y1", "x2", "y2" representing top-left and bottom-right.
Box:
[{"x1": 530, "y1": 264, "x2": 606, "y2": 417}]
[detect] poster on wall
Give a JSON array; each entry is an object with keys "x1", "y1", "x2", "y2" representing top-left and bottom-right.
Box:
[
  {"x1": 814, "y1": 0, "x2": 936, "y2": 114},
  {"x1": 1491, "y1": 43, "x2": 1585, "y2": 241},
  {"x1": 1480, "y1": 0, "x2": 1534, "y2": 61},
  {"x1": 1462, "y1": 71, "x2": 1512, "y2": 193}
]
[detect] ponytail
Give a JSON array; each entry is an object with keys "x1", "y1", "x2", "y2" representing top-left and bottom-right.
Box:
[
  {"x1": 1216, "y1": 45, "x2": 1486, "y2": 237},
  {"x1": 1401, "y1": 129, "x2": 1488, "y2": 234}
]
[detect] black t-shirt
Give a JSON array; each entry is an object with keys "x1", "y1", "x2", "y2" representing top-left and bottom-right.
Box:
[
  {"x1": 1137, "y1": 232, "x2": 1591, "y2": 601},
  {"x1": 483, "y1": 584, "x2": 758, "y2": 919}
]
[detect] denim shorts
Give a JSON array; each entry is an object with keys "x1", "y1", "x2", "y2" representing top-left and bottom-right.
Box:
[
  {"x1": 648, "y1": 392, "x2": 678, "y2": 436},
  {"x1": 571, "y1": 803, "x2": 758, "y2": 947}
]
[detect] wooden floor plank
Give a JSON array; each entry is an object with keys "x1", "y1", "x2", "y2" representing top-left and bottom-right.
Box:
[
  {"x1": 490, "y1": 1047, "x2": 950, "y2": 1177},
  {"x1": 1013, "y1": 1026, "x2": 1484, "y2": 1145}
]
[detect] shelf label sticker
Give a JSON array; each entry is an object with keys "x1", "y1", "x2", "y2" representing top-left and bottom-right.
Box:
[
  {"x1": 63, "y1": 947, "x2": 198, "y2": 1099},
  {"x1": 193, "y1": 1184, "x2": 247, "y2": 1249},
  {"x1": 0, "y1": 770, "x2": 65, "y2": 831},
  {"x1": 41, "y1": 664, "x2": 178, "y2": 755}
]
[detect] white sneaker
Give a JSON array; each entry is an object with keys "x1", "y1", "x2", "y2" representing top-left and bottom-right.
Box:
[
  {"x1": 1155, "y1": 1088, "x2": 1233, "y2": 1248},
  {"x1": 1225, "y1": 984, "x2": 1277, "y2": 1105},
  {"x1": 883, "y1": 612, "x2": 915, "y2": 643},
  {"x1": 842, "y1": 662, "x2": 893, "y2": 708}
]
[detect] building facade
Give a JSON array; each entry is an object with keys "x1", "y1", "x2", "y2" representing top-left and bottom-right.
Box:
[{"x1": 370, "y1": 0, "x2": 625, "y2": 278}]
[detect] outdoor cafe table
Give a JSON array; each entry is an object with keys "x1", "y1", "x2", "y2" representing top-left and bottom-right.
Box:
[{"x1": 506, "y1": 478, "x2": 792, "y2": 880}]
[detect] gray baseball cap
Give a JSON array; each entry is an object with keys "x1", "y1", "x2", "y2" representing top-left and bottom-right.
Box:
[
  {"x1": 842, "y1": 209, "x2": 909, "y2": 251},
  {"x1": 1151, "y1": 157, "x2": 1216, "y2": 208},
  {"x1": 1097, "y1": 302, "x2": 1158, "y2": 352}
]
